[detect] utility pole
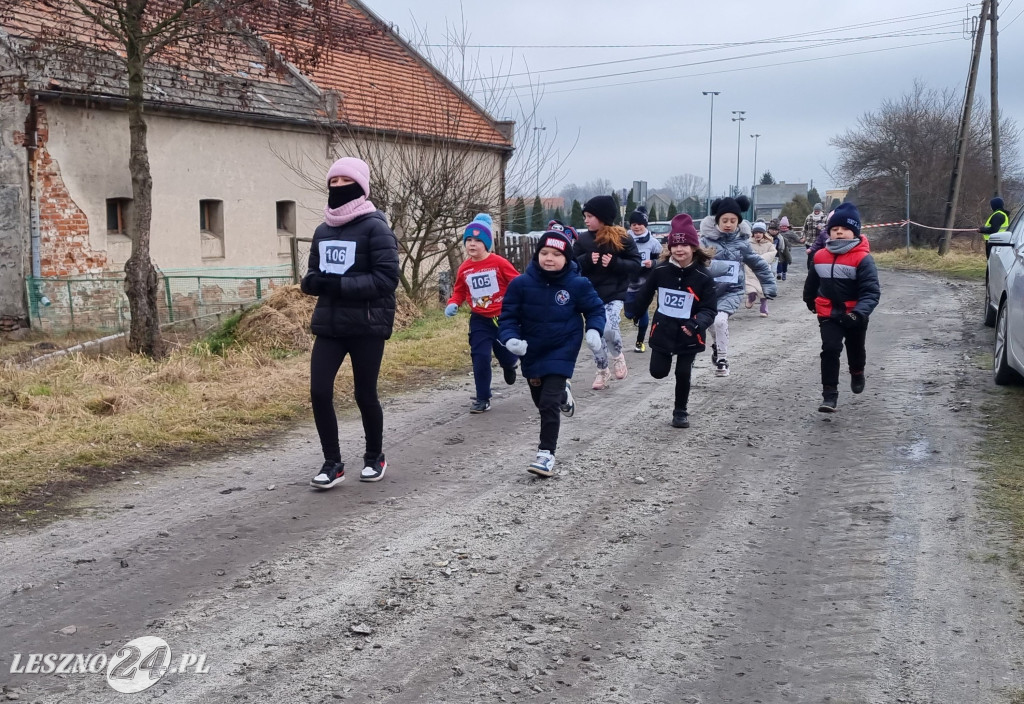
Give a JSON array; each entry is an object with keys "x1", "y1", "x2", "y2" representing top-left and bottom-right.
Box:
[
  {"x1": 702, "y1": 91, "x2": 720, "y2": 216},
  {"x1": 532, "y1": 126, "x2": 546, "y2": 198},
  {"x1": 940, "y1": 0, "x2": 990, "y2": 255},
  {"x1": 990, "y1": 0, "x2": 1001, "y2": 197},
  {"x1": 750, "y1": 133, "x2": 761, "y2": 216},
  {"x1": 905, "y1": 164, "x2": 911, "y2": 253}
]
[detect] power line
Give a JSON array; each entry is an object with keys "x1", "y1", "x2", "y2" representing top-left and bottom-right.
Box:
[
  {"x1": 1004, "y1": 5, "x2": 1024, "y2": 26},
  {"x1": 523, "y1": 38, "x2": 959, "y2": 96}
]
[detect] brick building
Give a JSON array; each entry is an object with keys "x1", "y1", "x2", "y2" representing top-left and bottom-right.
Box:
[{"x1": 0, "y1": 1, "x2": 514, "y2": 329}]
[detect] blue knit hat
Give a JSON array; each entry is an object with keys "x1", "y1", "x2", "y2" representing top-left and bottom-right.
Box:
[
  {"x1": 463, "y1": 213, "x2": 494, "y2": 251},
  {"x1": 826, "y1": 202, "x2": 862, "y2": 238}
]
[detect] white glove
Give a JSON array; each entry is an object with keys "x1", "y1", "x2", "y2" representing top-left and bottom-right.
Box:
[
  {"x1": 585, "y1": 329, "x2": 603, "y2": 353},
  {"x1": 444, "y1": 303, "x2": 458, "y2": 317},
  {"x1": 505, "y1": 338, "x2": 528, "y2": 356}
]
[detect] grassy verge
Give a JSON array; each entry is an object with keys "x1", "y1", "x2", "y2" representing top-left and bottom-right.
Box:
[
  {"x1": 0, "y1": 309, "x2": 469, "y2": 514},
  {"x1": 978, "y1": 388, "x2": 1024, "y2": 571},
  {"x1": 873, "y1": 248, "x2": 986, "y2": 280}
]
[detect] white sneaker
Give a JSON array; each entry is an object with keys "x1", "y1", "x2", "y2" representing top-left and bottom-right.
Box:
[
  {"x1": 559, "y1": 380, "x2": 575, "y2": 417},
  {"x1": 528, "y1": 450, "x2": 555, "y2": 477},
  {"x1": 715, "y1": 359, "x2": 730, "y2": 377},
  {"x1": 592, "y1": 367, "x2": 611, "y2": 390},
  {"x1": 611, "y1": 353, "x2": 628, "y2": 380}
]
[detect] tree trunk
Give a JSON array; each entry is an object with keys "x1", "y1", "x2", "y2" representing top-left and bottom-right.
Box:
[{"x1": 123, "y1": 7, "x2": 164, "y2": 359}]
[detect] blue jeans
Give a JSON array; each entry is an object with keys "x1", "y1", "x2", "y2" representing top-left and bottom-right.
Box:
[
  {"x1": 623, "y1": 290, "x2": 649, "y2": 344},
  {"x1": 469, "y1": 313, "x2": 519, "y2": 401}
]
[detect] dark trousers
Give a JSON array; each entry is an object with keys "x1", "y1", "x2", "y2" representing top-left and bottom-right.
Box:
[
  {"x1": 310, "y1": 335, "x2": 386, "y2": 462},
  {"x1": 650, "y1": 350, "x2": 696, "y2": 412},
  {"x1": 819, "y1": 318, "x2": 868, "y2": 388},
  {"x1": 528, "y1": 374, "x2": 567, "y2": 453},
  {"x1": 777, "y1": 259, "x2": 789, "y2": 276},
  {"x1": 469, "y1": 313, "x2": 519, "y2": 401},
  {"x1": 624, "y1": 291, "x2": 650, "y2": 343}
]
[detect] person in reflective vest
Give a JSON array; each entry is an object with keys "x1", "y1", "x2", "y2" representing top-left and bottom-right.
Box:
[{"x1": 978, "y1": 196, "x2": 1009, "y2": 257}]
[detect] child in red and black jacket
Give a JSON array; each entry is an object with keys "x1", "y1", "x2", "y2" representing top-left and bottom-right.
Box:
[
  {"x1": 802, "y1": 203, "x2": 881, "y2": 413},
  {"x1": 633, "y1": 214, "x2": 719, "y2": 429},
  {"x1": 445, "y1": 213, "x2": 521, "y2": 414}
]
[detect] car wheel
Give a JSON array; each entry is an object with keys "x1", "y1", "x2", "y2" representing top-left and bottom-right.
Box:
[
  {"x1": 994, "y1": 302, "x2": 1023, "y2": 385},
  {"x1": 983, "y1": 277, "x2": 996, "y2": 327}
]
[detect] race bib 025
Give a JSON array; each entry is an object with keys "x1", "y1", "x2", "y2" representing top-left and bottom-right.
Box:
[{"x1": 657, "y1": 288, "x2": 695, "y2": 319}]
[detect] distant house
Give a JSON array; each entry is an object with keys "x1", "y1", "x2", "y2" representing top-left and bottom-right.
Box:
[
  {"x1": 752, "y1": 182, "x2": 808, "y2": 221},
  {"x1": 825, "y1": 188, "x2": 850, "y2": 209},
  {"x1": 645, "y1": 191, "x2": 673, "y2": 217},
  {"x1": 0, "y1": 0, "x2": 514, "y2": 329}
]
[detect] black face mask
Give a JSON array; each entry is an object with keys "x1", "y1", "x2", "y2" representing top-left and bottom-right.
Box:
[{"x1": 327, "y1": 182, "x2": 364, "y2": 209}]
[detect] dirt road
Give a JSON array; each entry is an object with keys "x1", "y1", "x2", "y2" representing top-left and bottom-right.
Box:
[{"x1": 2, "y1": 267, "x2": 1023, "y2": 703}]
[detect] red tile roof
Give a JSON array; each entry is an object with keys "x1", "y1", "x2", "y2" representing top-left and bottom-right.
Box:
[{"x1": 2, "y1": 0, "x2": 512, "y2": 150}]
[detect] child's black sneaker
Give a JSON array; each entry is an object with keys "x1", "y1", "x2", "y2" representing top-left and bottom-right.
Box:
[
  {"x1": 470, "y1": 399, "x2": 491, "y2": 413},
  {"x1": 671, "y1": 410, "x2": 690, "y2": 428},
  {"x1": 634, "y1": 341, "x2": 646, "y2": 353},
  {"x1": 714, "y1": 358, "x2": 730, "y2": 377},
  {"x1": 559, "y1": 380, "x2": 575, "y2": 417},
  {"x1": 359, "y1": 454, "x2": 387, "y2": 482},
  {"x1": 850, "y1": 372, "x2": 866, "y2": 394},
  {"x1": 503, "y1": 365, "x2": 518, "y2": 385},
  {"x1": 818, "y1": 390, "x2": 839, "y2": 413},
  {"x1": 310, "y1": 460, "x2": 344, "y2": 490}
]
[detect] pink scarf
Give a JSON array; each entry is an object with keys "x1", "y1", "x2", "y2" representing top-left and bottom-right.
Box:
[{"x1": 324, "y1": 196, "x2": 377, "y2": 227}]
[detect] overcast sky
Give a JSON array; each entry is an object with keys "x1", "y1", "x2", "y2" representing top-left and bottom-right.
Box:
[{"x1": 363, "y1": 1, "x2": 1022, "y2": 199}]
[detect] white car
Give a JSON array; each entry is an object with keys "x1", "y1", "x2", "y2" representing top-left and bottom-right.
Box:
[
  {"x1": 984, "y1": 206, "x2": 1024, "y2": 384},
  {"x1": 647, "y1": 221, "x2": 672, "y2": 245}
]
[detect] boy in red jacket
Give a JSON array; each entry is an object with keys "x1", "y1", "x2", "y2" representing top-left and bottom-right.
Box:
[
  {"x1": 446, "y1": 213, "x2": 521, "y2": 413},
  {"x1": 803, "y1": 203, "x2": 881, "y2": 413}
]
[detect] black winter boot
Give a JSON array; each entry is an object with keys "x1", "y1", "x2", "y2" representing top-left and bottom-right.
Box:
[
  {"x1": 671, "y1": 410, "x2": 690, "y2": 428},
  {"x1": 818, "y1": 386, "x2": 839, "y2": 413},
  {"x1": 850, "y1": 372, "x2": 865, "y2": 394}
]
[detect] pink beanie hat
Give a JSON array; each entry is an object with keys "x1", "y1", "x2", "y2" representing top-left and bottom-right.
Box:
[{"x1": 326, "y1": 157, "x2": 370, "y2": 197}]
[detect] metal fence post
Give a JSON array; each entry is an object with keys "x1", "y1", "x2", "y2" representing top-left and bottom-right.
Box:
[
  {"x1": 290, "y1": 236, "x2": 299, "y2": 284},
  {"x1": 164, "y1": 275, "x2": 174, "y2": 323},
  {"x1": 67, "y1": 279, "x2": 74, "y2": 330},
  {"x1": 256, "y1": 277, "x2": 262, "y2": 300}
]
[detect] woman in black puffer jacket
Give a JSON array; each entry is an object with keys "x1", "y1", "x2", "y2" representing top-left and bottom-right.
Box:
[{"x1": 300, "y1": 157, "x2": 399, "y2": 489}]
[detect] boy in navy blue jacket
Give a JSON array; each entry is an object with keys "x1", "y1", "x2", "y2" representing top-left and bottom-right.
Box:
[{"x1": 498, "y1": 230, "x2": 606, "y2": 477}]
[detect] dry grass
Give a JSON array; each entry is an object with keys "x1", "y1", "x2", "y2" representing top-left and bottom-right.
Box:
[
  {"x1": 0, "y1": 287, "x2": 470, "y2": 512},
  {"x1": 979, "y1": 391, "x2": 1024, "y2": 570},
  {"x1": 873, "y1": 248, "x2": 986, "y2": 280}
]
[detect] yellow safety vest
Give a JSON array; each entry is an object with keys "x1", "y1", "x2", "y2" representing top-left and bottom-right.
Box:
[{"x1": 983, "y1": 209, "x2": 1009, "y2": 241}]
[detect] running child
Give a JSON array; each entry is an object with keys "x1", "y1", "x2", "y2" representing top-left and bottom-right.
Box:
[
  {"x1": 445, "y1": 213, "x2": 521, "y2": 413},
  {"x1": 802, "y1": 203, "x2": 881, "y2": 413},
  {"x1": 624, "y1": 206, "x2": 663, "y2": 353},
  {"x1": 698, "y1": 195, "x2": 777, "y2": 377},
  {"x1": 574, "y1": 195, "x2": 643, "y2": 389},
  {"x1": 498, "y1": 228, "x2": 606, "y2": 477},
  {"x1": 744, "y1": 221, "x2": 777, "y2": 317},
  {"x1": 632, "y1": 214, "x2": 718, "y2": 428}
]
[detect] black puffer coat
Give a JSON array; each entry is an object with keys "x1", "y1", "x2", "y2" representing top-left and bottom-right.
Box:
[
  {"x1": 300, "y1": 211, "x2": 400, "y2": 339},
  {"x1": 633, "y1": 259, "x2": 719, "y2": 355},
  {"x1": 572, "y1": 226, "x2": 643, "y2": 303}
]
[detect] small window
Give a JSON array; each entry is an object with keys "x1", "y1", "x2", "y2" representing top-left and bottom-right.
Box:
[
  {"x1": 106, "y1": 198, "x2": 131, "y2": 235},
  {"x1": 200, "y1": 199, "x2": 224, "y2": 259},
  {"x1": 276, "y1": 200, "x2": 296, "y2": 235}
]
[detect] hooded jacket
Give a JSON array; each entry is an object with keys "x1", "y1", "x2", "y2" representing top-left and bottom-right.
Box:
[
  {"x1": 633, "y1": 258, "x2": 719, "y2": 355},
  {"x1": 572, "y1": 226, "x2": 643, "y2": 303},
  {"x1": 698, "y1": 216, "x2": 778, "y2": 314},
  {"x1": 301, "y1": 210, "x2": 400, "y2": 339},
  {"x1": 626, "y1": 230, "x2": 664, "y2": 293},
  {"x1": 744, "y1": 235, "x2": 778, "y2": 297},
  {"x1": 497, "y1": 260, "x2": 606, "y2": 378},
  {"x1": 803, "y1": 235, "x2": 881, "y2": 319}
]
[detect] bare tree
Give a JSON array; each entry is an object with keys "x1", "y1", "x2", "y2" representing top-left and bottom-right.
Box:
[
  {"x1": 1, "y1": 0, "x2": 351, "y2": 357},
  {"x1": 830, "y1": 81, "x2": 1022, "y2": 249},
  {"x1": 663, "y1": 174, "x2": 707, "y2": 203}
]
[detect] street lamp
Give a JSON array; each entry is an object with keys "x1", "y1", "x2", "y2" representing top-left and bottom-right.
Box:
[
  {"x1": 731, "y1": 110, "x2": 746, "y2": 198},
  {"x1": 702, "y1": 91, "x2": 720, "y2": 216},
  {"x1": 750, "y1": 133, "x2": 761, "y2": 216},
  {"x1": 532, "y1": 125, "x2": 546, "y2": 198}
]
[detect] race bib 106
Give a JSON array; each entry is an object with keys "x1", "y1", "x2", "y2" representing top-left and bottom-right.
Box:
[
  {"x1": 657, "y1": 288, "x2": 694, "y2": 319},
  {"x1": 319, "y1": 240, "x2": 357, "y2": 275},
  {"x1": 714, "y1": 260, "x2": 741, "y2": 284}
]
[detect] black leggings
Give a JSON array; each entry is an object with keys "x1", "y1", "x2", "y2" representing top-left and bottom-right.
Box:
[
  {"x1": 310, "y1": 335, "x2": 386, "y2": 463},
  {"x1": 528, "y1": 374, "x2": 568, "y2": 454},
  {"x1": 650, "y1": 350, "x2": 696, "y2": 412},
  {"x1": 818, "y1": 317, "x2": 867, "y2": 387}
]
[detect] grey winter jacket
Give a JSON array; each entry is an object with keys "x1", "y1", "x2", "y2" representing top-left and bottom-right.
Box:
[
  {"x1": 698, "y1": 216, "x2": 778, "y2": 314},
  {"x1": 627, "y1": 230, "x2": 664, "y2": 293}
]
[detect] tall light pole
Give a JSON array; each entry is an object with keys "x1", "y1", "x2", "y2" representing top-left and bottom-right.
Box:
[
  {"x1": 532, "y1": 125, "x2": 546, "y2": 197},
  {"x1": 750, "y1": 133, "x2": 761, "y2": 216},
  {"x1": 731, "y1": 110, "x2": 746, "y2": 198},
  {"x1": 702, "y1": 91, "x2": 720, "y2": 216}
]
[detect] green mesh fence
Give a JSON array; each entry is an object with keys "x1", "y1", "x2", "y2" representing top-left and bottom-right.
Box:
[{"x1": 25, "y1": 265, "x2": 295, "y2": 334}]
